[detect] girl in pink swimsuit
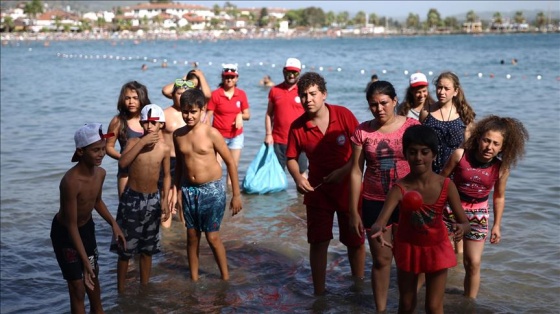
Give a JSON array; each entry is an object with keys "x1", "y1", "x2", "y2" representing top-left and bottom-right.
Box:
[{"x1": 441, "y1": 115, "x2": 529, "y2": 299}]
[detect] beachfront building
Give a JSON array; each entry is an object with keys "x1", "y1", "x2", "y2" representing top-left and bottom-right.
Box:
[{"x1": 33, "y1": 10, "x2": 80, "y2": 32}]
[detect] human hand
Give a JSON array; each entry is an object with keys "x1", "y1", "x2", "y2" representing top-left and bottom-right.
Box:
[
  {"x1": 452, "y1": 223, "x2": 469, "y2": 242},
  {"x1": 113, "y1": 225, "x2": 127, "y2": 251},
  {"x1": 369, "y1": 224, "x2": 393, "y2": 248},
  {"x1": 230, "y1": 195, "x2": 242, "y2": 216},
  {"x1": 83, "y1": 263, "x2": 96, "y2": 291},
  {"x1": 295, "y1": 177, "x2": 314, "y2": 194},
  {"x1": 490, "y1": 225, "x2": 501, "y2": 244},
  {"x1": 234, "y1": 113, "x2": 243, "y2": 129},
  {"x1": 141, "y1": 131, "x2": 159, "y2": 147},
  {"x1": 264, "y1": 134, "x2": 274, "y2": 145},
  {"x1": 349, "y1": 212, "x2": 364, "y2": 237},
  {"x1": 161, "y1": 205, "x2": 171, "y2": 222}
]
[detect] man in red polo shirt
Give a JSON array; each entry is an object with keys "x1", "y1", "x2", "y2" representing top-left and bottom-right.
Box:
[
  {"x1": 286, "y1": 72, "x2": 365, "y2": 296},
  {"x1": 264, "y1": 57, "x2": 307, "y2": 174}
]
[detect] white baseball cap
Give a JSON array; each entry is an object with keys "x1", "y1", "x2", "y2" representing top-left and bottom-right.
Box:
[
  {"x1": 284, "y1": 57, "x2": 301, "y2": 72},
  {"x1": 222, "y1": 63, "x2": 238, "y2": 76},
  {"x1": 72, "y1": 123, "x2": 113, "y2": 162},
  {"x1": 409, "y1": 73, "x2": 428, "y2": 87},
  {"x1": 141, "y1": 104, "x2": 166, "y2": 123}
]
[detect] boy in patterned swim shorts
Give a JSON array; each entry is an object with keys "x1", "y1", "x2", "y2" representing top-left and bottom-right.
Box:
[
  {"x1": 172, "y1": 88, "x2": 242, "y2": 281},
  {"x1": 110, "y1": 104, "x2": 171, "y2": 293}
]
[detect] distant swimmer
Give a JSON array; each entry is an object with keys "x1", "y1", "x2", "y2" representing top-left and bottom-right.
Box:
[
  {"x1": 259, "y1": 75, "x2": 275, "y2": 87},
  {"x1": 511, "y1": 58, "x2": 518, "y2": 65},
  {"x1": 161, "y1": 61, "x2": 168, "y2": 68},
  {"x1": 141, "y1": 64, "x2": 148, "y2": 71}
]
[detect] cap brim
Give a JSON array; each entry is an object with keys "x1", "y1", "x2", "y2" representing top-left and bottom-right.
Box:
[
  {"x1": 71, "y1": 150, "x2": 80, "y2": 162},
  {"x1": 222, "y1": 73, "x2": 238, "y2": 77},
  {"x1": 410, "y1": 82, "x2": 428, "y2": 88},
  {"x1": 284, "y1": 67, "x2": 301, "y2": 72}
]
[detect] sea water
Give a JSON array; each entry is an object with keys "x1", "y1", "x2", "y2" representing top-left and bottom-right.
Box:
[{"x1": 1, "y1": 33, "x2": 559, "y2": 313}]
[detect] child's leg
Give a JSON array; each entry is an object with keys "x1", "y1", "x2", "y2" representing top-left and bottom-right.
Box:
[
  {"x1": 139, "y1": 253, "x2": 153, "y2": 285},
  {"x1": 397, "y1": 268, "x2": 418, "y2": 314},
  {"x1": 347, "y1": 244, "x2": 366, "y2": 278},
  {"x1": 310, "y1": 240, "x2": 330, "y2": 295},
  {"x1": 67, "y1": 279, "x2": 87, "y2": 314},
  {"x1": 205, "y1": 230, "x2": 230, "y2": 280},
  {"x1": 424, "y1": 268, "x2": 448, "y2": 314},
  {"x1": 367, "y1": 227, "x2": 394, "y2": 312},
  {"x1": 187, "y1": 228, "x2": 202, "y2": 281},
  {"x1": 117, "y1": 258, "x2": 129, "y2": 293},
  {"x1": 463, "y1": 239, "x2": 485, "y2": 299},
  {"x1": 85, "y1": 274, "x2": 104, "y2": 314}
]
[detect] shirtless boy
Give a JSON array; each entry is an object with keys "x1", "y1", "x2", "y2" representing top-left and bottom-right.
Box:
[
  {"x1": 110, "y1": 104, "x2": 171, "y2": 293},
  {"x1": 162, "y1": 79, "x2": 196, "y2": 227},
  {"x1": 50, "y1": 123, "x2": 126, "y2": 314},
  {"x1": 173, "y1": 89, "x2": 242, "y2": 281}
]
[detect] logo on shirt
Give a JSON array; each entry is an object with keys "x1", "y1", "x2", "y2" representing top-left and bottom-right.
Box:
[
  {"x1": 337, "y1": 134, "x2": 346, "y2": 146},
  {"x1": 236, "y1": 101, "x2": 241, "y2": 108},
  {"x1": 295, "y1": 96, "x2": 301, "y2": 103}
]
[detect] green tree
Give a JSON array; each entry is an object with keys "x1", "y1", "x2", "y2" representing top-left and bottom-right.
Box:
[
  {"x1": 79, "y1": 18, "x2": 91, "y2": 32},
  {"x1": 426, "y1": 8, "x2": 441, "y2": 29},
  {"x1": 24, "y1": 0, "x2": 44, "y2": 27},
  {"x1": 54, "y1": 15, "x2": 62, "y2": 31},
  {"x1": 368, "y1": 13, "x2": 379, "y2": 25},
  {"x1": 213, "y1": 4, "x2": 221, "y2": 16},
  {"x1": 535, "y1": 11, "x2": 546, "y2": 29},
  {"x1": 493, "y1": 12, "x2": 502, "y2": 24},
  {"x1": 354, "y1": 11, "x2": 366, "y2": 26},
  {"x1": 444, "y1": 16, "x2": 459, "y2": 30},
  {"x1": 1, "y1": 16, "x2": 15, "y2": 32},
  {"x1": 97, "y1": 17, "x2": 106, "y2": 30},
  {"x1": 406, "y1": 13, "x2": 420, "y2": 29},
  {"x1": 257, "y1": 7, "x2": 269, "y2": 27},
  {"x1": 325, "y1": 11, "x2": 335, "y2": 26},
  {"x1": 466, "y1": 10, "x2": 478, "y2": 23},
  {"x1": 336, "y1": 11, "x2": 349, "y2": 27},
  {"x1": 285, "y1": 9, "x2": 304, "y2": 27},
  {"x1": 514, "y1": 11, "x2": 525, "y2": 24},
  {"x1": 302, "y1": 7, "x2": 325, "y2": 28}
]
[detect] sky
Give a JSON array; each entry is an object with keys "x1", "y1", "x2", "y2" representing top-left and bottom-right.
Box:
[{"x1": 207, "y1": 1, "x2": 560, "y2": 18}]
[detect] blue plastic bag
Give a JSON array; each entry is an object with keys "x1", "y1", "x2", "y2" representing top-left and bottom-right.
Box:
[{"x1": 242, "y1": 144, "x2": 287, "y2": 194}]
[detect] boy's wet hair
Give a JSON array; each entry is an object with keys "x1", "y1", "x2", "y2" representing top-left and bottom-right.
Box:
[
  {"x1": 402, "y1": 125, "x2": 439, "y2": 155},
  {"x1": 180, "y1": 89, "x2": 206, "y2": 110},
  {"x1": 297, "y1": 72, "x2": 327, "y2": 95},
  {"x1": 366, "y1": 80, "x2": 397, "y2": 101}
]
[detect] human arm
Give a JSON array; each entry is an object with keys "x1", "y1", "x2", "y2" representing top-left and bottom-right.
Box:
[
  {"x1": 464, "y1": 122, "x2": 474, "y2": 142},
  {"x1": 213, "y1": 129, "x2": 242, "y2": 215},
  {"x1": 446, "y1": 180, "x2": 471, "y2": 241},
  {"x1": 235, "y1": 108, "x2": 250, "y2": 129},
  {"x1": 161, "y1": 81, "x2": 175, "y2": 99},
  {"x1": 106, "y1": 116, "x2": 122, "y2": 160},
  {"x1": 369, "y1": 186, "x2": 402, "y2": 248},
  {"x1": 161, "y1": 146, "x2": 172, "y2": 222},
  {"x1": 118, "y1": 132, "x2": 159, "y2": 169},
  {"x1": 348, "y1": 143, "x2": 365, "y2": 237},
  {"x1": 264, "y1": 100, "x2": 274, "y2": 144},
  {"x1": 490, "y1": 169, "x2": 509, "y2": 244},
  {"x1": 287, "y1": 158, "x2": 314, "y2": 194},
  {"x1": 419, "y1": 109, "x2": 429, "y2": 123},
  {"x1": 94, "y1": 169, "x2": 126, "y2": 251},
  {"x1": 440, "y1": 148, "x2": 463, "y2": 178},
  {"x1": 59, "y1": 177, "x2": 97, "y2": 290},
  {"x1": 171, "y1": 134, "x2": 184, "y2": 213},
  {"x1": 191, "y1": 69, "x2": 212, "y2": 100}
]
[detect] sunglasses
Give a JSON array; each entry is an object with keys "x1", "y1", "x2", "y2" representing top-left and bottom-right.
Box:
[
  {"x1": 284, "y1": 70, "x2": 300, "y2": 77},
  {"x1": 223, "y1": 68, "x2": 237, "y2": 73},
  {"x1": 174, "y1": 79, "x2": 196, "y2": 89}
]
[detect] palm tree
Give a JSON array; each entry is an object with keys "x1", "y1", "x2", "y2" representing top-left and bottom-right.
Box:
[
  {"x1": 406, "y1": 13, "x2": 420, "y2": 29},
  {"x1": 54, "y1": 16, "x2": 62, "y2": 32},
  {"x1": 336, "y1": 11, "x2": 349, "y2": 28},
  {"x1": 426, "y1": 8, "x2": 441, "y2": 30},
  {"x1": 514, "y1": 11, "x2": 525, "y2": 24},
  {"x1": 24, "y1": 0, "x2": 44, "y2": 29},
  {"x1": 1, "y1": 16, "x2": 15, "y2": 32},
  {"x1": 535, "y1": 11, "x2": 546, "y2": 29},
  {"x1": 354, "y1": 11, "x2": 366, "y2": 26},
  {"x1": 368, "y1": 13, "x2": 379, "y2": 26},
  {"x1": 493, "y1": 12, "x2": 503, "y2": 24},
  {"x1": 466, "y1": 10, "x2": 478, "y2": 23}
]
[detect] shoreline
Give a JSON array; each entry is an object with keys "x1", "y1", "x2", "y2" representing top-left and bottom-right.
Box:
[{"x1": 1, "y1": 29, "x2": 558, "y2": 43}]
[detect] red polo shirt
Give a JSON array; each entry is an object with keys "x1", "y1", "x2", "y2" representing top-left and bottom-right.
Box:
[
  {"x1": 286, "y1": 104, "x2": 359, "y2": 210},
  {"x1": 207, "y1": 87, "x2": 249, "y2": 138},
  {"x1": 268, "y1": 82, "x2": 304, "y2": 144}
]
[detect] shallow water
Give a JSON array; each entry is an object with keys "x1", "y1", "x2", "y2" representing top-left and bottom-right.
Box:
[{"x1": 1, "y1": 33, "x2": 559, "y2": 313}]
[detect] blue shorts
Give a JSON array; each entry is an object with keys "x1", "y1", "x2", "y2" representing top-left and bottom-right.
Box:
[
  {"x1": 224, "y1": 133, "x2": 244, "y2": 150},
  {"x1": 51, "y1": 215, "x2": 98, "y2": 281},
  {"x1": 110, "y1": 187, "x2": 161, "y2": 259},
  {"x1": 182, "y1": 180, "x2": 226, "y2": 232}
]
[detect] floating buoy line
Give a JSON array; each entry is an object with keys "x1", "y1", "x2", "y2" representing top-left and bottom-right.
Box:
[{"x1": 55, "y1": 52, "x2": 558, "y2": 81}]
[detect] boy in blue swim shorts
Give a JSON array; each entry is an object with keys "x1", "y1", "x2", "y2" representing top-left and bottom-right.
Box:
[
  {"x1": 172, "y1": 88, "x2": 242, "y2": 281},
  {"x1": 110, "y1": 104, "x2": 171, "y2": 293}
]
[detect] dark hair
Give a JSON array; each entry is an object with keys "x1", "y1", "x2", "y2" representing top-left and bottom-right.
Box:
[
  {"x1": 366, "y1": 80, "x2": 397, "y2": 101},
  {"x1": 371, "y1": 74, "x2": 378, "y2": 80},
  {"x1": 297, "y1": 72, "x2": 327, "y2": 95},
  {"x1": 402, "y1": 125, "x2": 439, "y2": 155},
  {"x1": 180, "y1": 89, "x2": 206, "y2": 110},
  {"x1": 116, "y1": 81, "x2": 151, "y2": 140},
  {"x1": 186, "y1": 70, "x2": 201, "y2": 88},
  {"x1": 464, "y1": 115, "x2": 529, "y2": 171}
]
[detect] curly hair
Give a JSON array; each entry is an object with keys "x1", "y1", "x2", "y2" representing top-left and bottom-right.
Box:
[
  {"x1": 397, "y1": 85, "x2": 436, "y2": 116},
  {"x1": 297, "y1": 72, "x2": 327, "y2": 95},
  {"x1": 463, "y1": 115, "x2": 529, "y2": 171},
  {"x1": 116, "y1": 81, "x2": 151, "y2": 140},
  {"x1": 434, "y1": 72, "x2": 475, "y2": 125}
]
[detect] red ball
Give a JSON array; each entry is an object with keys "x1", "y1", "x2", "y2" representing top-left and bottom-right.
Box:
[{"x1": 402, "y1": 190, "x2": 423, "y2": 211}]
